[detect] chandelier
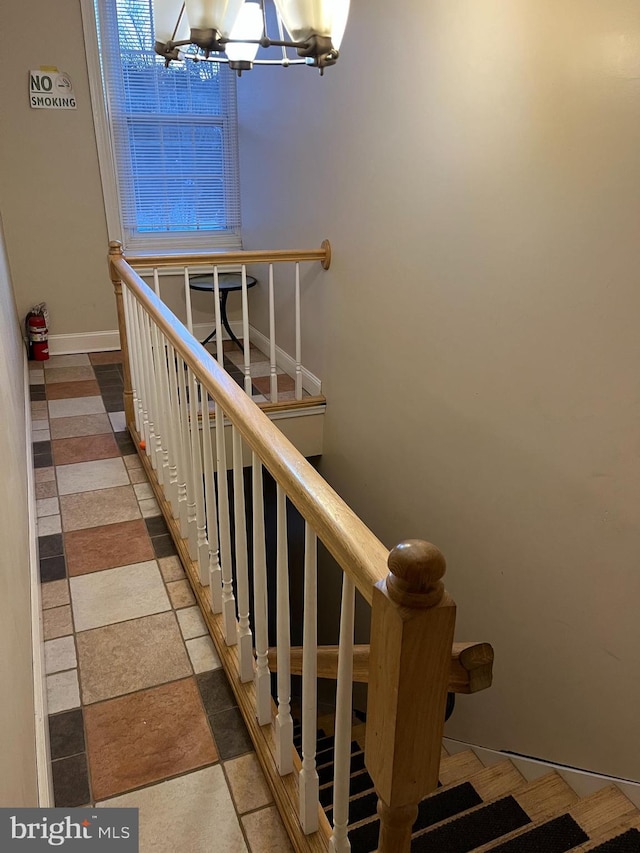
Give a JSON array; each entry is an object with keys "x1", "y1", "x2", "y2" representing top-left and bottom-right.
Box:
[{"x1": 153, "y1": 0, "x2": 350, "y2": 74}]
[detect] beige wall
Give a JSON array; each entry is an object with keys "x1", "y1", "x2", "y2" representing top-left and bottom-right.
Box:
[
  {"x1": 0, "y1": 0, "x2": 113, "y2": 336},
  {"x1": 238, "y1": 0, "x2": 640, "y2": 781},
  {"x1": 0, "y1": 215, "x2": 39, "y2": 805}
]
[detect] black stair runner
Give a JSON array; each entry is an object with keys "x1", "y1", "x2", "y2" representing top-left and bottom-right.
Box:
[
  {"x1": 294, "y1": 726, "x2": 618, "y2": 853},
  {"x1": 589, "y1": 829, "x2": 640, "y2": 852}
]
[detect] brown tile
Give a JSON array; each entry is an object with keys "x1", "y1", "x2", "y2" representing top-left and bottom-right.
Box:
[
  {"x1": 242, "y1": 806, "x2": 294, "y2": 853},
  {"x1": 89, "y1": 351, "x2": 123, "y2": 365},
  {"x1": 65, "y1": 519, "x2": 154, "y2": 576},
  {"x1": 41, "y1": 580, "x2": 70, "y2": 610},
  {"x1": 158, "y1": 556, "x2": 186, "y2": 582},
  {"x1": 36, "y1": 481, "x2": 58, "y2": 499},
  {"x1": 46, "y1": 380, "x2": 101, "y2": 400},
  {"x1": 85, "y1": 678, "x2": 217, "y2": 800},
  {"x1": 251, "y1": 374, "x2": 296, "y2": 396},
  {"x1": 225, "y1": 753, "x2": 273, "y2": 814},
  {"x1": 50, "y1": 414, "x2": 113, "y2": 440},
  {"x1": 60, "y1": 485, "x2": 140, "y2": 532},
  {"x1": 128, "y1": 467, "x2": 148, "y2": 485},
  {"x1": 35, "y1": 467, "x2": 56, "y2": 484},
  {"x1": 43, "y1": 605, "x2": 73, "y2": 640},
  {"x1": 167, "y1": 579, "x2": 196, "y2": 608},
  {"x1": 77, "y1": 612, "x2": 192, "y2": 704},
  {"x1": 52, "y1": 433, "x2": 120, "y2": 465}
]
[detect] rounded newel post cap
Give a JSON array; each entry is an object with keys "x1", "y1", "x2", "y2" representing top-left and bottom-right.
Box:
[
  {"x1": 108, "y1": 240, "x2": 124, "y2": 255},
  {"x1": 386, "y1": 539, "x2": 447, "y2": 608}
]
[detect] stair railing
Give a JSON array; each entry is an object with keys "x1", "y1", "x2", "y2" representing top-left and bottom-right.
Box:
[
  {"x1": 108, "y1": 240, "x2": 486, "y2": 853},
  {"x1": 123, "y1": 241, "x2": 331, "y2": 405}
]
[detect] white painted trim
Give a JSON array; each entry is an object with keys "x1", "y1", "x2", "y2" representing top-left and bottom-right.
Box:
[
  {"x1": 268, "y1": 405, "x2": 326, "y2": 422},
  {"x1": 79, "y1": 0, "x2": 123, "y2": 244},
  {"x1": 24, "y1": 355, "x2": 53, "y2": 807},
  {"x1": 49, "y1": 330, "x2": 120, "y2": 355},
  {"x1": 443, "y1": 737, "x2": 640, "y2": 809},
  {"x1": 48, "y1": 321, "x2": 323, "y2": 396}
]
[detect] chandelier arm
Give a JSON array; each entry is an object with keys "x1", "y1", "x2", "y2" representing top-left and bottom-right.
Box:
[{"x1": 172, "y1": 4, "x2": 186, "y2": 43}]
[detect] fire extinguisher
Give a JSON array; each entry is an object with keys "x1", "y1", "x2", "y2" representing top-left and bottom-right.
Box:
[{"x1": 27, "y1": 311, "x2": 49, "y2": 361}]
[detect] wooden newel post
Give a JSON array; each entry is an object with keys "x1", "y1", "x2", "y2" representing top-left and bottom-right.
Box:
[
  {"x1": 365, "y1": 539, "x2": 457, "y2": 853},
  {"x1": 108, "y1": 240, "x2": 135, "y2": 428}
]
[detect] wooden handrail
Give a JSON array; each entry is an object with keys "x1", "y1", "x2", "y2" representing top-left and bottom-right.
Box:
[
  {"x1": 108, "y1": 241, "x2": 387, "y2": 603},
  {"x1": 124, "y1": 240, "x2": 332, "y2": 271},
  {"x1": 266, "y1": 641, "x2": 493, "y2": 694}
]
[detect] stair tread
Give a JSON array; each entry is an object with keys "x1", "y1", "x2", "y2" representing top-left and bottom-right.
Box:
[
  {"x1": 584, "y1": 827, "x2": 640, "y2": 852},
  {"x1": 570, "y1": 814, "x2": 640, "y2": 852},
  {"x1": 411, "y1": 773, "x2": 575, "y2": 849},
  {"x1": 439, "y1": 750, "x2": 486, "y2": 787},
  {"x1": 571, "y1": 786, "x2": 639, "y2": 839}
]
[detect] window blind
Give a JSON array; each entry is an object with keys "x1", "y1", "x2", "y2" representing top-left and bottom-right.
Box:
[{"x1": 95, "y1": 0, "x2": 242, "y2": 251}]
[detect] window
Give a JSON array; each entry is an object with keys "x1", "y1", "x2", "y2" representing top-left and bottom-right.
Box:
[{"x1": 82, "y1": 0, "x2": 242, "y2": 252}]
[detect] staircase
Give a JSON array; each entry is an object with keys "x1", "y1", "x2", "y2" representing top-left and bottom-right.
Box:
[
  {"x1": 108, "y1": 240, "x2": 640, "y2": 853},
  {"x1": 295, "y1": 719, "x2": 640, "y2": 853}
]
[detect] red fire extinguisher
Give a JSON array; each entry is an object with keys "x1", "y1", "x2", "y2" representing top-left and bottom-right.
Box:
[{"x1": 27, "y1": 312, "x2": 49, "y2": 361}]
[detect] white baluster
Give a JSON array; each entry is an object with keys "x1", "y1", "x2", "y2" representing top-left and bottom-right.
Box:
[
  {"x1": 275, "y1": 483, "x2": 294, "y2": 775},
  {"x1": 151, "y1": 268, "x2": 170, "y2": 488},
  {"x1": 201, "y1": 387, "x2": 222, "y2": 613},
  {"x1": 299, "y1": 524, "x2": 319, "y2": 834},
  {"x1": 122, "y1": 287, "x2": 142, "y2": 436},
  {"x1": 156, "y1": 329, "x2": 179, "y2": 513},
  {"x1": 184, "y1": 265, "x2": 194, "y2": 335},
  {"x1": 252, "y1": 452, "x2": 271, "y2": 725},
  {"x1": 213, "y1": 266, "x2": 224, "y2": 364},
  {"x1": 329, "y1": 575, "x2": 356, "y2": 853},
  {"x1": 189, "y1": 376, "x2": 209, "y2": 585},
  {"x1": 138, "y1": 304, "x2": 154, "y2": 461},
  {"x1": 148, "y1": 278, "x2": 165, "y2": 485},
  {"x1": 295, "y1": 262, "x2": 303, "y2": 401},
  {"x1": 176, "y1": 353, "x2": 198, "y2": 558},
  {"x1": 232, "y1": 426, "x2": 253, "y2": 682},
  {"x1": 241, "y1": 264, "x2": 252, "y2": 395},
  {"x1": 145, "y1": 310, "x2": 162, "y2": 473},
  {"x1": 166, "y1": 343, "x2": 189, "y2": 531},
  {"x1": 215, "y1": 401, "x2": 237, "y2": 646},
  {"x1": 132, "y1": 300, "x2": 150, "y2": 453},
  {"x1": 268, "y1": 264, "x2": 278, "y2": 403}
]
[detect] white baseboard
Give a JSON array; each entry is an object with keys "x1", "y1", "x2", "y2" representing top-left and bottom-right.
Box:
[
  {"x1": 443, "y1": 737, "x2": 640, "y2": 808},
  {"x1": 48, "y1": 329, "x2": 120, "y2": 355},
  {"x1": 24, "y1": 355, "x2": 53, "y2": 807},
  {"x1": 48, "y1": 322, "x2": 322, "y2": 396}
]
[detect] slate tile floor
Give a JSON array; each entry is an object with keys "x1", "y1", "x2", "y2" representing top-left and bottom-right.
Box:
[{"x1": 31, "y1": 351, "x2": 293, "y2": 853}]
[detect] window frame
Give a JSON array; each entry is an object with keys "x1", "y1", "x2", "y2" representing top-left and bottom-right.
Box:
[{"x1": 80, "y1": 0, "x2": 243, "y2": 255}]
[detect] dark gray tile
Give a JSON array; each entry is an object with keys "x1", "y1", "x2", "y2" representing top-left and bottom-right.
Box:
[
  {"x1": 102, "y1": 394, "x2": 124, "y2": 413},
  {"x1": 145, "y1": 516, "x2": 169, "y2": 537},
  {"x1": 39, "y1": 533, "x2": 64, "y2": 558},
  {"x1": 208, "y1": 707, "x2": 252, "y2": 760},
  {"x1": 95, "y1": 373, "x2": 124, "y2": 387},
  {"x1": 114, "y1": 431, "x2": 136, "y2": 454},
  {"x1": 196, "y1": 669, "x2": 236, "y2": 716},
  {"x1": 40, "y1": 555, "x2": 66, "y2": 582},
  {"x1": 92, "y1": 364, "x2": 121, "y2": 375},
  {"x1": 52, "y1": 753, "x2": 91, "y2": 807},
  {"x1": 49, "y1": 709, "x2": 85, "y2": 760},
  {"x1": 33, "y1": 440, "x2": 52, "y2": 454},
  {"x1": 152, "y1": 534, "x2": 177, "y2": 558},
  {"x1": 34, "y1": 453, "x2": 53, "y2": 468},
  {"x1": 30, "y1": 385, "x2": 46, "y2": 401}
]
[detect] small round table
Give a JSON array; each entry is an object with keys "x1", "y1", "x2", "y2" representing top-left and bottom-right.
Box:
[{"x1": 189, "y1": 272, "x2": 257, "y2": 351}]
